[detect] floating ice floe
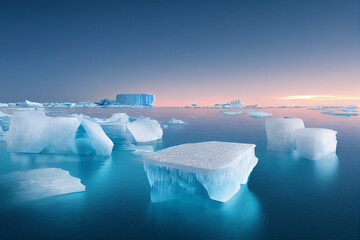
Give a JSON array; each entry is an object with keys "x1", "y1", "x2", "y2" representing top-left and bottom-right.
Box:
[
  {"x1": 345, "y1": 105, "x2": 359, "y2": 110},
  {"x1": 5, "y1": 111, "x2": 113, "y2": 155},
  {"x1": 127, "y1": 118, "x2": 163, "y2": 143},
  {"x1": 0, "y1": 168, "x2": 85, "y2": 201},
  {"x1": 294, "y1": 128, "x2": 337, "y2": 160},
  {"x1": 74, "y1": 102, "x2": 98, "y2": 108},
  {"x1": 322, "y1": 111, "x2": 359, "y2": 117},
  {"x1": 265, "y1": 118, "x2": 305, "y2": 152},
  {"x1": 248, "y1": 112, "x2": 272, "y2": 118},
  {"x1": 24, "y1": 100, "x2": 43, "y2": 108},
  {"x1": 0, "y1": 103, "x2": 8, "y2": 108},
  {"x1": 219, "y1": 111, "x2": 243, "y2": 116},
  {"x1": 167, "y1": 118, "x2": 188, "y2": 125},
  {"x1": 143, "y1": 141, "x2": 258, "y2": 202}
]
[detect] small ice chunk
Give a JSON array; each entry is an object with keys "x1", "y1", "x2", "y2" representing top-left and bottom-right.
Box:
[
  {"x1": 167, "y1": 118, "x2": 188, "y2": 125},
  {"x1": 294, "y1": 128, "x2": 337, "y2": 160},
  {"x1": 25, "y1": 100, "x2": 43, "y2": 108},
  {"x1": 143, "y1": 141, "x2": 258, "y2": 202},
  {"x1": 220, "y1": 111, "x2": 243, "y2": 116},
  {"x1": 127, "y1": 118, "x2": 163, "y2": 142},
  {"x1": 248, "y1": 112, "x2": 272, "y2": 118},
  {"x1": 128, "y1": 144, "x2": 154, "y2": 154},
  {"x1": 265, "y1": 118, "x2": 305, "y2": 152},
  {"x1": 0, "y1": 103, "x2": 8, "y2": 107},
  {"x1": 0, "y1": 168, "x2": 85, "y2": 201}
]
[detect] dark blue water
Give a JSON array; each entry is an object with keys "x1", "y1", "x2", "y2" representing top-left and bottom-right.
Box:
[{"x1": 0, "y1": 108, "x2": 359, "y2": 240}]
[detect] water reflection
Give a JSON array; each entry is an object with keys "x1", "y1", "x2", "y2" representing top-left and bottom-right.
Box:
[{"x1": 313, "y1": 153, "x2": 339, "y2": 182}]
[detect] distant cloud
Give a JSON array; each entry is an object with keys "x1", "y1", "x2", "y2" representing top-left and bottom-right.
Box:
[{"x1": 282, "y1": 95, "x2": 360, "y2": 100}]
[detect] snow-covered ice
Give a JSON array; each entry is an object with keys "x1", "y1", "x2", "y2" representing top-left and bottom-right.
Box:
[
  {"x1": 265, "y1": 118, "x2": 305, "y2": 152},
  {"x1": 0, "y1": 168, "x2": 85, "y2": 201},
  {"x1": 294, "y1": 128, "x2": 337, "y2": 160},
  {"x1": 127, "y1": 118, "x2": 163, "y2": 142},
  {"x1": 143, "y1": 141, "x2": 258, "y2": 202},
  {"x1": 5, "y1": 111, "x2": 113, "y2": 155},
  {"x1": 220, "y1": 111, "x2": 243, "y2": 116},
  {"x1": 248, "y1": 112, "x2": 272, "y2": 118}
]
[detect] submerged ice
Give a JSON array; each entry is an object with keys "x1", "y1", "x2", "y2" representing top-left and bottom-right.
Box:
[
  {"x1": 143, "y1": 141, "x2": 258, "y2": 202},
  {"x1": 0, "y1": 168, "x2": 85, "y2": 201}
]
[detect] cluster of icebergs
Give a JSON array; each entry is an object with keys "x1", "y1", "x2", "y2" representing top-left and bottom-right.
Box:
[
  {"x1": 0, "y1": 107, "x2": 342, "y2": 204},
  {"x1": 265, "y1": 118, "x2": 337, "y2": 160}
]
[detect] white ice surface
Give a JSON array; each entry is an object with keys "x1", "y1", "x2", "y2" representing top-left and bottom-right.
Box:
[
  {"x1": 295, "y1": 128, "x2": 337, "y2": 160},
  {"x1": 265, "y1": 118, "x2": 305, "y2": 152}
]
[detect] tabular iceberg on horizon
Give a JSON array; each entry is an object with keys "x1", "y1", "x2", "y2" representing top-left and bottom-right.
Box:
[
  {"x1": 115, "y1": 94, "x2": 155, "y2": 107},
  {"x1": 143, "y1": 141, "x2": 258, "y2": 202}
]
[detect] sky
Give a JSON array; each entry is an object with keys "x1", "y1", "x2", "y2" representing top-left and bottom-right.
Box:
[{"x1": 0, "y1": 0, "x2": 359, "y2": 107}]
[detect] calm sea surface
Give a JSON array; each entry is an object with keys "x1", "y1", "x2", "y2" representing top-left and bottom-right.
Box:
[{"x1": 0, "y1": 108, "x2": 359, "y2": 240}]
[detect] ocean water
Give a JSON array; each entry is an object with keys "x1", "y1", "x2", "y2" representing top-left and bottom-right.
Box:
[{"x1": 0, "y1": 108, "x2": 359, "y2": 240}]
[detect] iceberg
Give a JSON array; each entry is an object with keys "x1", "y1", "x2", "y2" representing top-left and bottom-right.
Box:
[
  {"x1": 294, "y1": 128, "x2": 337, "y2": 160},
  {"x1": 143, "y1": 141, "x2": 258, "y2": 202},
  {"x1": 230, "y1": 99, "x2": 244, "y2": 108},
  {"x1": 25, "y1": 100, "x2": 43, "y2": 108},
  {"x1": 265, "y1": 118, "x2": 305, "y2": 152},
  {"x1": 167, "y1": 118, "x2": 188, "y2": 125},
  {"x1": 5, "y1": 111, "x2": 113, "y2": 155},
  {"x1": 219, "y1": 111, "x2": 243, "y2": 116},
  {"x1": 127, "y1": 118, "x2": 163, "y2": 142},
  {"x1": 0, "y1": 103, "x2": 8, "y2": 107},
  {"x1": 0, "y1": 168, "x2": 85, "y2": 201},
  {"x1": 116, "y1": 94, "x2": 155, "y2": 107},
  {"x1": 248, "y1": 112, "x2": 272, "y2": 118}
]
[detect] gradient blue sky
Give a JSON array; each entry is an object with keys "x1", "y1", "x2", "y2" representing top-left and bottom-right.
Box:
[{"x1": 0, "y1": 0, "x2": 359, "y2": 106}]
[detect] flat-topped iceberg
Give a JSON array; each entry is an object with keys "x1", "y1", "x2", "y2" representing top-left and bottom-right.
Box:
[
  {"x1": 116, "y1": 94, "x2": 155, "y2": 107},
  {"x1": 143, "y1": 141, "x2": 258, "y2": 202},
  {"x1": 0, "y1": 168, "x2": 85, "y2": 201},
  {"x1": 127, "y1": 118, "x2": 163, "y2": 142},
  {"x1": 265, "y1": 118, "x2": 305, "y2": 152},
  {"x1": 249, "y1": 112, "x2": 272, "y2": 118},
  {"x1": 5, "y1": 111, "x2": 113, "y2": 155}
]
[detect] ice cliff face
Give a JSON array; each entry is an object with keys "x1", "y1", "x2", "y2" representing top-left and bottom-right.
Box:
[{"x1": 115, "y1": 94, "x2": 155, "y2": 107}]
